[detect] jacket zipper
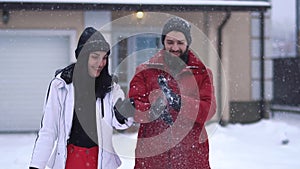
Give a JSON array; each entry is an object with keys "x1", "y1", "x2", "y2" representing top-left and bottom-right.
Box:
[{"x1": 99, "y1": 98, "x2": 104, "y2": 169}]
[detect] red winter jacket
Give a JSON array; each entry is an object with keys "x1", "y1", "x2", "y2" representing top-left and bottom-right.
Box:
[{"x1": 129, "y1": 50, "x2": 216, "y2": 169}]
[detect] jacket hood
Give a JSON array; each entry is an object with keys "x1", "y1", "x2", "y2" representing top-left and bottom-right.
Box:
[
  {"x1": 75, "y1": 27, "x2": 110, "y2": 59},
  {"x1": 55, "y1": 63, "x2": 75, "y2": 85}
]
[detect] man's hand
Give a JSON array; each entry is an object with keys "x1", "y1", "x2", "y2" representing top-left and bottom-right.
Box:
[
  {"x1": 149, "y1": 97, "x2": 174, "y2": 125},
  {"x1": 158, "y1": 75, "x2": 181, "y2": 111},
  {"x1": 149, "y1": 96, "x2": 166, "y2": 121}
]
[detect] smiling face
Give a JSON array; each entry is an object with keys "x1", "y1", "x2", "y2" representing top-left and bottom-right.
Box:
[
  {"x1": 87, "y1": 51, "x2": 108, "y2": 78},
  {"x1": 164, "y1": 31, "x2": 188, "y2": 57}
]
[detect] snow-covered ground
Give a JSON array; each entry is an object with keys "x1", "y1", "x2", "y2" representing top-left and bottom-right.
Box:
[{"x1": 1, "y1": 112, "x2": 300, "y2": 169}]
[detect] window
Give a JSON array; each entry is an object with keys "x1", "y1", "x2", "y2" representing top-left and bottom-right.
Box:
[{"x1": 113, "y1": 33, "x2": 162, "y2": 92}]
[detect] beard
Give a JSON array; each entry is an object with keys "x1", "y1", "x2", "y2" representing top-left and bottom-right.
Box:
[
  {"x1": 162, "y1": 47, "x2": 189, "y2": 76},
  {"x1": 164, "y1": 46, "x2": 189, "y2": 64}
]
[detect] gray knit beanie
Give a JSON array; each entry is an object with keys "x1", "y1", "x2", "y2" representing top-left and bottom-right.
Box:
[
  {"x1": 161, "y1": 17, "x2": 192, "y2": 46},
  {"x1": 75, "y1": 27, "x2": 110, "y2": 59}
]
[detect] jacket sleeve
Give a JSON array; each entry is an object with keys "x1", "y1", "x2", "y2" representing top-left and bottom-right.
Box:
[
  {"x1": 180, "y1": 68, "x2": 217, "y2": 125},
  {"x1": 128, "y1": 67, "x2": 153, "y2": 123},
  {"x1": 111, "y1": 83, "x2": 133, "y2": 130},
  {"x1": 29, "y1": 79, "x2": 61, "y2": 169}
]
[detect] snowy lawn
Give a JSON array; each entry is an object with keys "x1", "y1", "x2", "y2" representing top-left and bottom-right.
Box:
[{"x1": 1, "y1": 113, "x2": 299, "y2": 169}]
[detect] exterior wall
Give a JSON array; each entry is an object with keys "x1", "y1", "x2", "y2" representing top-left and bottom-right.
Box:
[
  {"x1": 222, "y1": 12, "x2": 252, "y2": 122},
  {"x1": 225, "y1": 12, "x2": 252, "y2": 101},
  {"x1": 187, "y1": 12, "x2": 253, "y2": 122},
  {"x1": 202, "y1": 12, "x2": 231, "y2": 122},
  {"x1": 0, "y1": 10, "x2": 83, "y2": 32}
]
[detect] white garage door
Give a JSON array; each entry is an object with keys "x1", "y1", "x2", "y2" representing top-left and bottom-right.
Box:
[{"x1": 0, "y1": 31, "x2": 71, "y2": 132}]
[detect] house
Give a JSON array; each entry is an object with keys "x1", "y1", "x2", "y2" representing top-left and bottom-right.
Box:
[{"x1": 0, "y1": 0, "x2": 271, "y2": 132}]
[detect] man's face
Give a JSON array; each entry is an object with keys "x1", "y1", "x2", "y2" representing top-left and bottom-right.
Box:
[{"x1": 164, "y1": 31, "x2": 188, "y2": 57}]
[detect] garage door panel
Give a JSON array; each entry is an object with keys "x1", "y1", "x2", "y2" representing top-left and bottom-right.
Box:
[{"x1": 0, "y1": 33, "x2": 70, "y2": 132}]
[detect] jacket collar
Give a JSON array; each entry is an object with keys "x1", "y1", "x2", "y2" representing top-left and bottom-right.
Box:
[
  {"x1": 55, "y1": 72, "x2": 70, "y2": 90},
  {"x1": 145, "y1": 49, "x2": 206, "y2": 74}
]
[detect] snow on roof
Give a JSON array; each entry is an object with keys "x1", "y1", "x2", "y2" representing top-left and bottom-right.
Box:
[{"x1": 0, "y1": 0, "x2": 271, "y2": 7}]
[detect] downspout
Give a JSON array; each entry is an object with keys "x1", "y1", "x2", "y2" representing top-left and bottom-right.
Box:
[
  {"x1": 297, "y1": 0, "x2": 300, "y2": 57},
  {"x1": 217, "y1": 10, "x2": 231, "y2": 125},
  {"x1": 259, "y1": 11, "x2": 266, "y2": 118}
]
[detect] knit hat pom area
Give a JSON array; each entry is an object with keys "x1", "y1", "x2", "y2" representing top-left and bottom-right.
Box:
[
  {"x1": 75, "y1": 27, "x2": 110, "y2": 59},
  {"x1": 161, "y1": 17, "x2": 192, "y2": 46}
]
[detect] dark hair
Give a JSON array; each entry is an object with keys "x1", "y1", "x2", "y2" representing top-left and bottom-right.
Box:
[{"x1": 95, "y1": 60, "x2": 112, "y2": 99}]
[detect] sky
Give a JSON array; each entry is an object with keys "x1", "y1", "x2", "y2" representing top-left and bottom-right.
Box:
[{"x1": 1, "y1": 112, "x2": 299, "y2": 169}]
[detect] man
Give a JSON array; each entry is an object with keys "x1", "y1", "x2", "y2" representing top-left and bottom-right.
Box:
[{"x1": 129, "y1": 16, "x2": 217, "y2": 169}]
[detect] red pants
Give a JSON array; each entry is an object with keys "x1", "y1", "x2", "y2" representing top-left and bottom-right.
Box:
[{"x1": 65, "y1": 144, "x2": 99, "y2": 169}]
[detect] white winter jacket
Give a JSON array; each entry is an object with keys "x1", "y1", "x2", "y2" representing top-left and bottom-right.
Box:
[{"x1": 30, "y1": 73, "x2": 132, "y2": 169}]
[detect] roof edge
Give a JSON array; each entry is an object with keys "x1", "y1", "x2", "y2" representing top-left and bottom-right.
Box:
[
  {"x1": 0, "y1": 0, "x2": 271, "y2": 12},
  {"x1": 0, "y1": 0, "x2": 271, "y2": 7}
]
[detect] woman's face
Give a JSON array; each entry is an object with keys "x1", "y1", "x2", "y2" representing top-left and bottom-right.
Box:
[{"x1": 88, "y1": 51, "x2": 108, "y2": 78}]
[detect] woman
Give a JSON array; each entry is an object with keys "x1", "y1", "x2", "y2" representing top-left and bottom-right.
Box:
[{"x1": 29, "y1": 27, "x2": 133, "y2": 169}]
